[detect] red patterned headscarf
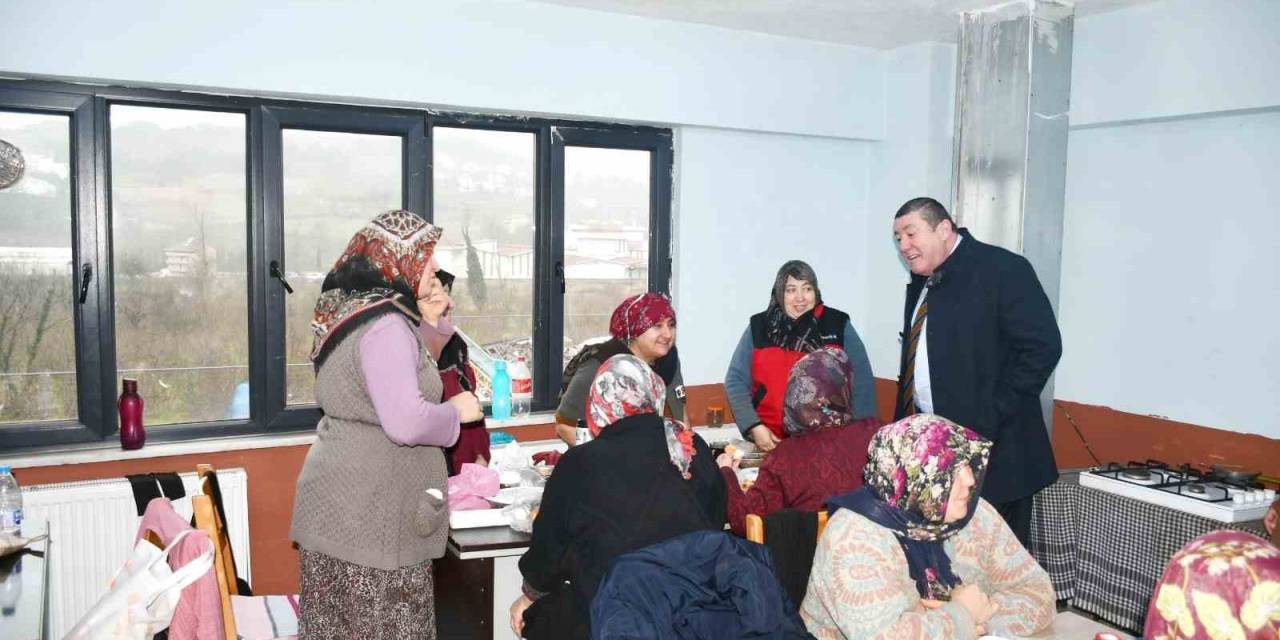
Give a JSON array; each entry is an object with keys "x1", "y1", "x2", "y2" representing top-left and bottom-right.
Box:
[
  {"x1": 609, "y1": 293, "x2": 676, "y2": 342},
  {"x1": 586, "y1": 354, "x2": 696, "y2": 480},
  {"x1": 1144, "y1": 530, "x2": 1280, "y2": 640},
  {"x1": 310, "y1": 209, "x2": 442, "y2": 363}
]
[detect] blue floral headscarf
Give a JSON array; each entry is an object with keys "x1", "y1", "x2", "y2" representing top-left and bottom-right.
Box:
[{"x1": 828, "y1": 413, "x2": 991, "y2": 600}]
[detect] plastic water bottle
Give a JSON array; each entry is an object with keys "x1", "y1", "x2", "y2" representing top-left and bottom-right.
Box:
[
  {"x1": 509, "y1": 356, "x2": 532, "y2": 419},
  {"x1": 0, "y1": 465, "x2": 22, "y2": 535},
  {"x1": 491, "y1": 360, "x2": 512, "y2": 420}
]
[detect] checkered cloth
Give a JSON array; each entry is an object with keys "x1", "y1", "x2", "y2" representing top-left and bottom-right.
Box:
[
  {"x1": 1029, "y1": 476, "x2": 1079, "y2": 602},
  {"x1": 1029, "y1": 472, "x2": 1267, "y2": 635}
]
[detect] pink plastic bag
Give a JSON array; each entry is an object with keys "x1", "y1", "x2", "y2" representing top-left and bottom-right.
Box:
[{"x1": 446, "y1": 463, "x2": 500, "y2": 510}]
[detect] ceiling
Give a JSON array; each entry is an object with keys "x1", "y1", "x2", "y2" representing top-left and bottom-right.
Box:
[{"x1": 531, "y1": 0, "x2": 1159, "y2": 49}]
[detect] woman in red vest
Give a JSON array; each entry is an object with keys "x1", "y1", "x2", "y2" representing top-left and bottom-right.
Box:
[{"x1": 723, "y1": 260, "x2": 877, "y2": 451}]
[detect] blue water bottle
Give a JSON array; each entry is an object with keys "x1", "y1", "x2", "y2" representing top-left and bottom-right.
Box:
[{"x1": 491, "y1": 360, "x2": 512, "y2": 420}]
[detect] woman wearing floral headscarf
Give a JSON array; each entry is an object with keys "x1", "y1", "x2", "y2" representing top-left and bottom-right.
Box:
[
  {"x1": 290, "y1": 210, "x2": 483, "y2": 638},
  {"x1": 554, "y1": 292, "x2": 685, "y2": 445},
  {"x1": 512, "y1": 354, "x2": 725, "y2": 640},
  {"x1": 717, "y1": 347, "x2": 882, "y2": 536},
  {"x1": 1144, "y1": 530, "x2": 1280, "y2": 640},
  {"x1": 802, "y1": 414, "x2": 1054, "y2": 639},
  {"x1": 724, "y1": 260, "x2": 877, "y2": 453}
]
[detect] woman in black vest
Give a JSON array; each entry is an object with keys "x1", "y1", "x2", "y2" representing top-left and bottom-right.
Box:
[{"x1": 723, "y1": 260, "x2": 877, "y2": 451}]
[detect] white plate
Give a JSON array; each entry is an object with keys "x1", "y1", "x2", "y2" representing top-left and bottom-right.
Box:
[
  {"x1": 449, "y1": 508, "x2": 509, "y2": 529},
  {"x1": 487, "y1": 486, "x2": 543, "y2": 507}
]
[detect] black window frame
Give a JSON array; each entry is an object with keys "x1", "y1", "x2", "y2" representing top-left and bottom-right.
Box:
[{"x1": 0, "y1": 78, "x2": 673, "y2": 451}]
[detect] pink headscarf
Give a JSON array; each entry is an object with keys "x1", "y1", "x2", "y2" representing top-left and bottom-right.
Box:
[{"x1": 585, "y1": 354, "x2": 696, "y2": 480}]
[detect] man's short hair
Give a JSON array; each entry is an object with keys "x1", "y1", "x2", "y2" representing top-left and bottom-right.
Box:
[{"x1": 894, "y1": 197, "x2": 954, "y2": 230}]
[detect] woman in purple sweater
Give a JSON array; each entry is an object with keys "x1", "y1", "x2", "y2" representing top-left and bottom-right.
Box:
[{"x1": 290, "y1": 210, "x2": 483, "y2": 639}]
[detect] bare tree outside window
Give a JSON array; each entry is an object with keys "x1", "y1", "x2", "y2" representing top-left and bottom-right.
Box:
[
  {"x1": 109, "y1": 105, "x2": 248, "y2": 425},
  {"x1": 0, "y1": 111, "x2": 76, "y2": 425},
  {"x1": 283, "y1": 129, "x2": 401, "y2": 405}
]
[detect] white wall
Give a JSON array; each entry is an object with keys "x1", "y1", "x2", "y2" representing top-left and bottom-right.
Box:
[
  {"x1": 0, "y1": 0, "x2": 924, "y2": 392},
  {"x1": 863, "y1": 43, "x2": 958, "y2": 381},
  {"x1": 0, "y1": 0, "x2": 883, "y2": 140},
  {"x1": 672, "y1": 127, "x2": 873, "y2": 384},
  {"x1": 1058, "y1": 0, "x2": 1280, "y2": 438},
  {"x1": 1070, "y1": 0, "x2": 1280, "y2": 126}
]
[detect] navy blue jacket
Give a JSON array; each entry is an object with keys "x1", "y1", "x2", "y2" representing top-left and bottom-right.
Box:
[
  {"x1": 895, "y1": 229, "x2": 1062, "y2": 504},
  {"x1": 591, "y1": 530, "x2": 813, "y2": 640}
]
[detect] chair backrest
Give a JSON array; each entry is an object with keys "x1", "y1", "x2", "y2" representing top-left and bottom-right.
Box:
[
  {"x1": 744, "y1": 510, "x2": 828, "y2": 544},
  {"x1": 193, "y1": 465, "x2": 239, "y2": 640},
  {"x1": 744, "y1": 510, "x2": 830, "y2": 607}
]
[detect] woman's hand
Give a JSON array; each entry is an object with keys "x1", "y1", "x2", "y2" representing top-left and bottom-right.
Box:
[
  {"x1": 447, "y1": 391, "x2": 484, "y2": 422},
  {"x1": 749, "y1": 424, "x2": 780, "y2": 452},
  {"x1": 948, "y1": 584, "x2": 997, "y2": 627},
  {"x1": 716, "y1": 452, "x2": 740, "y2": 469},
  {"x1": 509, "y1": 594, "x2": 533, "y2": 637}
]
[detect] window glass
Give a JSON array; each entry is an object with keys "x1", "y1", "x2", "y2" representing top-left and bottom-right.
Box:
[
  {"x1": 432, "y1": 127, "x2": 535, "y2": 399},
  {"x1": 110, "y1": 105, "x2": 247, "y2": 425},
  {"x1": 563, "y1": 146, "x2": 650, "y2": 367},
  {"x1": 283, "y1": 129, "x2": 401, "y2": 405},
  {"x1": 0, "y1": 111, "x2": 76, "y2": 424}
]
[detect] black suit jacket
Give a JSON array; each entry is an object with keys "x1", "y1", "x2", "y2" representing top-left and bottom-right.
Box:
[{"x1": 895, "y1": 228, "x2": 1062, "y2": 504}]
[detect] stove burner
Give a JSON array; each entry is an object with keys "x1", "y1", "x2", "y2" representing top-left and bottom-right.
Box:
[
  {"x1": 1185, "y1": 483, "x2": 1207, "y2": 495},
  {"x1": 1119, "y1": 469, "x2": 1153, "y2": 483}
]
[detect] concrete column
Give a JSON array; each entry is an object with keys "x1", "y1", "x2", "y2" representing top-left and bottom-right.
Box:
[{"x1": 951, "y1": 0, "x2": 1074, "y2": 428}]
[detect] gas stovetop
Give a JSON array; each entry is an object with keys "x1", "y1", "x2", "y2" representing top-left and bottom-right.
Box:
[{"x1": 1079, "y1": 461, "x2": 1276, "y2": 523}]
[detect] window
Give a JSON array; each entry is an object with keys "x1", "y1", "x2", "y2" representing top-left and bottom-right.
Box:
[
  {"x1": 109, "y1": 105, "x2": 248, "y2": 425},
  {"x1": 563, "y1": 146, "x2": 652, "y2": 349},
  {"x1": 282, "y1": 129, "x2": 402, "y2": 406},
  {"x1": 0, "y1": 110, "x2": 76, "y2": 425},
  {"x1": 0, "y1": 80, "x2": 671, "y2": 450},
  {"x1": 432, "y1": 127, "x2": 536, "y2": 401}
]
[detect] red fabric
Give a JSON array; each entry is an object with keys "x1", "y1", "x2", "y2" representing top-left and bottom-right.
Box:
[
  {"x1": 135, "y1": 498, "x2": 223, "y2": 640},
  {"x1": 749, "y1": 347, "x2": 807, "y2": 439},
  {"x1": 608, "y1": 292, "x2": 675, "y2": 342},
  {"x1": 441, "y1": 362, "x2": 490, "y2": 473},
  {"x1": 722, "y1": 416, "x2": 882, "y2": 536}
]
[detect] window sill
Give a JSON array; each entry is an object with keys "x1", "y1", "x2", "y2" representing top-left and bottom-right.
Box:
[
  {"x1": 8, "y1": 410, "x2": 561, "y2": 470},
  {"x1": 7, "y1": 431, "x2": 318, "y2": 471},
  {"x1": 6, "y1": 414, "x2": 741, "y2": 471}
]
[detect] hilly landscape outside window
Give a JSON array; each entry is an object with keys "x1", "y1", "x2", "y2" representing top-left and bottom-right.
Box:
[
  {"x1": 109, "y1": 105, "x2": 248, "y2": 426},
  {"x1": 564, "y1": 146, "x2": 651, "y2": 350},
  {"x1": 283, "y1": 129, "x2": 401, "y2": 406},
  {"x1": 432, "y1": 127, "x2": 535, "y2": 400},
  {"x1": 0, "y1": 110, "x2": 76, "y2": 425}
]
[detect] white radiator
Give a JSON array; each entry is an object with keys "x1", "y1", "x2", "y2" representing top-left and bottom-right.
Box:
[{"x1": 21, "y1": 468, "x2": 251, "y2": 638}]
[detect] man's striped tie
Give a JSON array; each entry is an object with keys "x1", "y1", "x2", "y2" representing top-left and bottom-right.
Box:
[{"x1": 899, "y1": 293, "x2": 929, "y2": 416}]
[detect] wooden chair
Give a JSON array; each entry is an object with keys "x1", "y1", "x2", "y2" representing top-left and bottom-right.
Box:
[
  {"x1": 745, "y1": 510, "x2": 828, "y2": 544},
  {"x1": 744, "y1": 510, "x2": 830, "y2": 606},
  {"x1": 192, "y1": 493, "x2": 237, "y2": 640},
  {"x1": 192, "y1": 464, "x2": 298, "y2": 640}
]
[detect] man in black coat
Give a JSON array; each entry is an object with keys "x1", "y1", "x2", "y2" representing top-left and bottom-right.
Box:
[{"x1": 891, "y1": 196, "x2": 1061, "y2": 547}]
